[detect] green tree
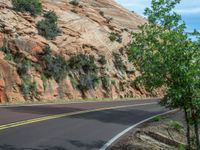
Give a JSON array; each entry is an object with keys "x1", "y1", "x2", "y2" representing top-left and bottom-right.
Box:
[{"x1": 128, "y1": 0, "x2": 200, "y2": 149}]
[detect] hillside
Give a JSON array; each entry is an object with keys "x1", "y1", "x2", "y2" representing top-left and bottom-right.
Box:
[{"x1": 0, "y1": 0, "x2": 162, "y2": 103}]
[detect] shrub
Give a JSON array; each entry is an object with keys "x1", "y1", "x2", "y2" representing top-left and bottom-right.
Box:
[
  {"x1": 98, "y1": 55, "x2": 107, "y2": 65},
  {"x1": 109, "y1": 32, "x2": 122, "y2": 43},
  {"x1": 0, "y1": 44, "x2": 14, "y2": 61},
  {"x1": 40, "y1": 46, "x2": 68, "y2": 81},
  {"x1": 68, "y1": 54, "x2": 99, "y2": 91},
  {"x1": 109, "y1": 32, "x2": 117, "y2": 42},
  {"x1": 70, "y1": 78, "x2": 78, "y2": 89},
  {"x1": 21, "y1": 75, "x2": 37, "y2": 97},
  {"x1": 169, "y1": 121, "x2": 184, "y2": 132},
  {"x1": 21, "y1": 79, "x2": 30, "y2": 96},
  {"x1": 11, "y1": 0, "x2": 42, "y2": 16},
  {"x1": 113, "y1": 53, "x2": 125, "y2": 71},
  {"x1": 152, "y1": 116, "x2": 162, "y2": 122},
  {"x1": 15, "y1": 58, "x2": 30, "y2": 76},
  {"x1": 101, "y1": 76, "x2": 110, "y2": 90},
  {"x1": 111, "y1": 79, "x2": 116, "y2": 85},
  {"x1": 69, "y1": 0, "x2": 79, "y2": 6},
  {"x1": 99, "y1": 11, "x2": 104, "y2": 17},
  {"x1": 41, "y1": 74, "x2": 48, "y2": 91},
  {"x1": 30, "y1": 81, "x2": 37, "y2": 96},
  {"x1": 172, "y1": 145, "x2": 186, "y2": 150},
  {"x1": 106, "y1": 17, "x2": 113, "y2": 24},
  {"x1": 44, "y1": 11, "x2": 58, "y2": 23},
  {"x1": 4, "y1": 53, "x2": 14, "y2": 61},
  {"x1": 68, "y1": 54, "x2": 97, "y2": 74},
  {"x1": 78, "y1": 73, "x2": 99, "y2": 91},
  {"x1": 71, "y1": 9, "x2": 78, "y2": 14},
  {"x1": 37, "y1": 11, "x2": 60, "y2": 39}
]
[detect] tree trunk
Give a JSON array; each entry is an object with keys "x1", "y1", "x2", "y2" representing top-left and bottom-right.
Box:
[
  {"x1": 194, "y1": 123, "x2": 200, "y2": 150},
  {"x1": 192, "y1": 110, "x2": 200, "y2": 150},
  {"x1": 184, "y1": 108, "x2": 191, "y2": 150}
]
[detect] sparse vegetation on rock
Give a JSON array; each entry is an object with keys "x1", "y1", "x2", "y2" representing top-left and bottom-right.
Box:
[{"x1": 0, "y1": 0, "x2": 156, "y2": 102}]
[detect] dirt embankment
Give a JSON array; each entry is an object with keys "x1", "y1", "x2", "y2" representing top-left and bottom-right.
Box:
[{"x1": 111, "y1": 111, "x2": 193, "y2": 150}]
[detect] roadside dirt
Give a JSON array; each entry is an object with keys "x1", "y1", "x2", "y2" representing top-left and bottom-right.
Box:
[{"x1": 110, "y1": 111, "x2": 194, "y2": 150}]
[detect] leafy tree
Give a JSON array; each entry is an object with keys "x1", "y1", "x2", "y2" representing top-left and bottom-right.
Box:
[
  {"x1": 37, "y1": 11, "x2": 60, "y2": 39},
  {"x1": 128, "y1": 0, "x2": 200, "y2": 149},
  {"x1": 12, "y1": 0, "x2": 42, "y2": 16}
]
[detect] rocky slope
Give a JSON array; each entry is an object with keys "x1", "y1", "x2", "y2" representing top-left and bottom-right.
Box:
[{"x1": 0, "y1": 0, "x2": 162, "y2": 103}]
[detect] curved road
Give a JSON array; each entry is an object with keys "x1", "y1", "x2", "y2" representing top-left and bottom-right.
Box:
[{"x1": 0, "y1": 99, "x2": 168, "y2": 150}]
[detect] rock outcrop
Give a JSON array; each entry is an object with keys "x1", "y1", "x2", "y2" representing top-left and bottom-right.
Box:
[{"x1": 0, "y1": 0, "x2": 163, "y2": 103}]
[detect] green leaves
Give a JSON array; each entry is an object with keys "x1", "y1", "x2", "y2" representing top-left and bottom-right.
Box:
[
  {"x1": 129, "y1": 0, "x2": 200, "y2": 113},
  {"x1": 144, "y1": 0, "x2": 183, "y2": 31}
]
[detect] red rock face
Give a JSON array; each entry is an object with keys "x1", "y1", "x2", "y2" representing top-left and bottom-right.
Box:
[
  {"x1": 0, "y1": 59, "x2": 24, "y2": 102},
  {"x1": 0, "y1": 0, "x2": 162, "y2": 103},
  {"x1": 0, "y1": 33, "x2": 4, "y2": 48}
]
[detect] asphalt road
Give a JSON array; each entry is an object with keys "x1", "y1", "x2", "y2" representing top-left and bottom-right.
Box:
[{"x1": 0, "y1": 99, "x2": 168, "y2": 150}]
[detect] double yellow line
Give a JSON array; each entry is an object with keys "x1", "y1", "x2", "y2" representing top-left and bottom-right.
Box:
[{"x1": 0, "y1": 102, "x2": 157, "y2": 131}]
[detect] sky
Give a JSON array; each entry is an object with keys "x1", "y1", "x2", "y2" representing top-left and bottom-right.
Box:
[{"x1": 115, "y1": 0, "x2": 200, "y2": 32}]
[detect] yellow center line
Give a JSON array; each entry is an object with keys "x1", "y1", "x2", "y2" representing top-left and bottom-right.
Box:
[{"x1": 0, "y1": 102, "x2": 157, "y2": 131}]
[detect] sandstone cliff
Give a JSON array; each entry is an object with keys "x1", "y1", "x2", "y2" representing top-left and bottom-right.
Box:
[{"x1": 0, "y1": 0, "x2": 162, "y2": 103}]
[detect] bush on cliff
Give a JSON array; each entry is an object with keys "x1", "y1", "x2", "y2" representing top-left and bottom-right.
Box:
[
  {"x1": 68, "y1": 54, "x2": 97, "y2": 74},
  {"x1": 37, "y1": 11, "x2": 60, "y2": 40},
  {"x1": 40, "y1": 46, "x2": 68, "y2": 82},
  {"x1": 68, "y1": 54, "x2": 99, "y2": 91},
  {"x1": 12, "y1": 0, "x2": 42, "y2": 16}
]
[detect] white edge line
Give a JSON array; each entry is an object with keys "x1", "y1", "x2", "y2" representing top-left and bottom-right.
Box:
[{"x1": 99, "y1": 109, "x2": 178, "y2": 150}]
